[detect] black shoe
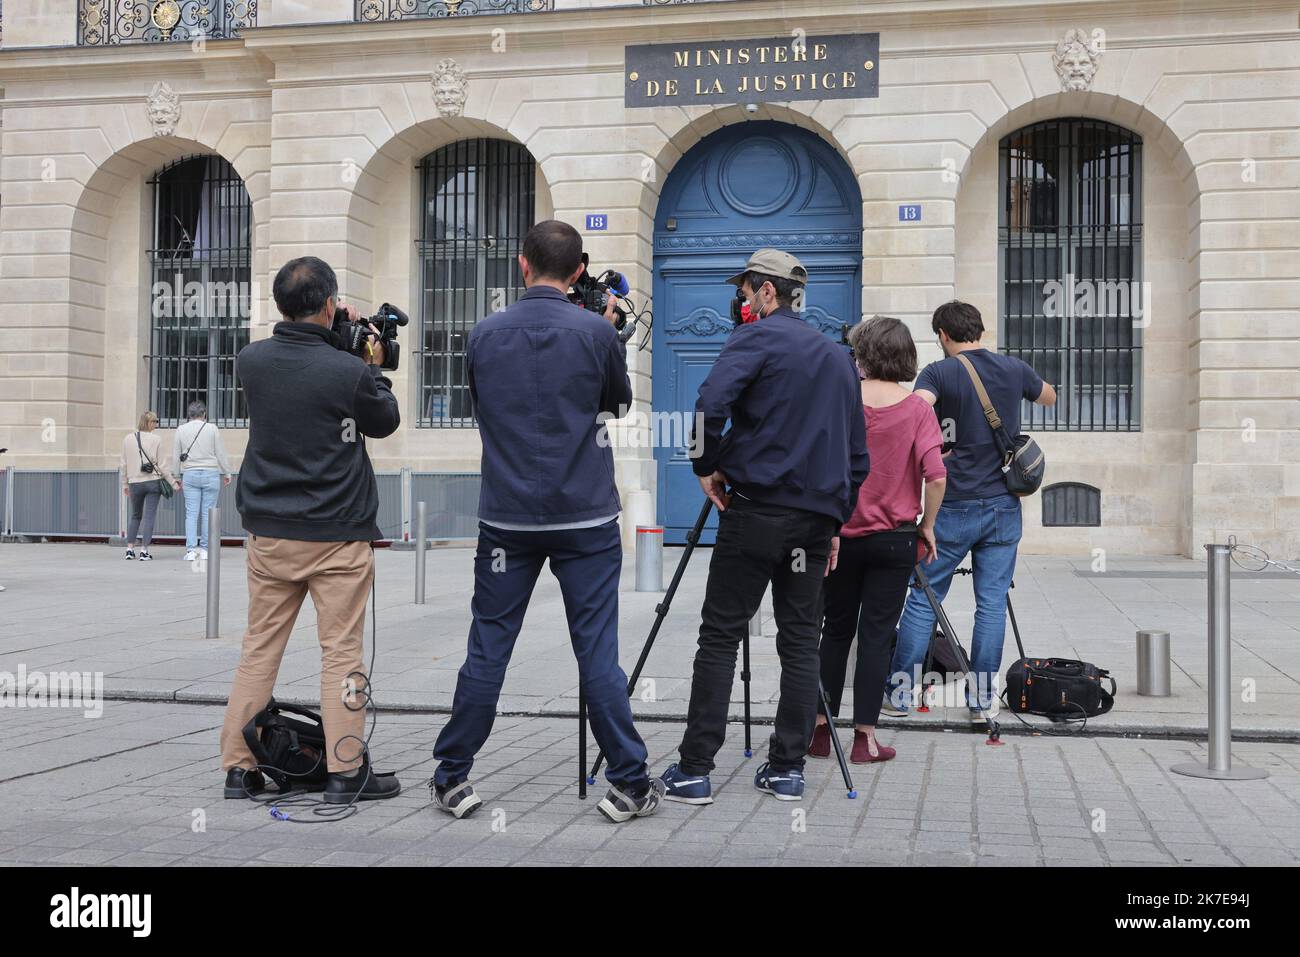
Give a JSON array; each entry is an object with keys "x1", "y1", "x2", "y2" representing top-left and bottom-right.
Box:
[
  {"x1": 224, "y1": 767, "x2": 266, "y2": 799},
  {"x1": 323, "y1": 763, "x2": 401, "y2": 804}
]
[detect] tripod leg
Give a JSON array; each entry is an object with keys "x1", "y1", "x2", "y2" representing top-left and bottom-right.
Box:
[
  {"x1": 578, "y1": 687, "x2": 588, "y2": 799},
  {"x1": 818, "y1": 681, "x2": 857, "y2": 798},
  {"x1": 1006, "y1": 590, "x2": 1028, "y2": 661},
  {"x1": 589, "y1": 497, "x2": 713, "y2": 782},
  {"x1": 742, "y1": 625, "x2": 754, "y2": 758},
  {"x1": 912, "y1": 564, "x2": 1004, "y2": 747}
]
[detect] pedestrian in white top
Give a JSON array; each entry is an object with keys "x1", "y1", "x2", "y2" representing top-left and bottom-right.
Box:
[{"x1": 174, "y1": 400, "x2": 234, "y2": 561}]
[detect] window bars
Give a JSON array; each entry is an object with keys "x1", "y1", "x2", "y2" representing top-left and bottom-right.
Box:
[
  {"x1": 79, "y1": 1, "x2": 257, "y2": 45},
  {"x1": 417, "y1": 139, "x2": 536, "y2": 428},
  {"x1": 146, "y1": 156, "x2": 253, "y2": 429},
  {"x1": 355, "y1": 0, "x2": 552, "y2": 21},
  {"x1": 999, "y1": 118, "x2": 1143, "y2": 431}
]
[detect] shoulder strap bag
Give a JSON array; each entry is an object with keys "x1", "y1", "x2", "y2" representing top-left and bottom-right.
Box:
[
  {"x1": 179, "y1": 421, "x2": 208, "y2": 463},
  {"x1": 134, "y1": 432, "x2": 173, "y2": 499},
  {"x1": 954, "y1": 354, "x2": 1045, "y2": 496}
]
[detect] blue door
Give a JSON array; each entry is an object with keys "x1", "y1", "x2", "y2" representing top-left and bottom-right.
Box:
[{"x1": 652, "y1": 121, "x2": 863, "y2": 544}]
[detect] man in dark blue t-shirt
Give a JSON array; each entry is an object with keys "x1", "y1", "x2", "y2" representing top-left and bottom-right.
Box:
[{"x1": 885, "y1": 301, "x2": 1056, "y2": 720}]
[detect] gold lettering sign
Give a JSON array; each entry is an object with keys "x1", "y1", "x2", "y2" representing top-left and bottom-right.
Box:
[{"x1": 626, "y1": 33, "x2": 880, "y2": 109}]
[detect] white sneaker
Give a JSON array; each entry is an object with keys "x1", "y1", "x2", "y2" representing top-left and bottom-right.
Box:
[
  {"x1": 184, "y1": 550, "x2": 197, "y2": 562},
  {"x1": 199, "y1": 548, "x2": 209, "y2": 560}
]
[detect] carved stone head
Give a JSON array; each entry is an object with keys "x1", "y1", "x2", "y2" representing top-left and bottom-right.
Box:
[
  {"x1": 147, "y1": 81, "x2": 182, "y2": 138},
  {"x1": 1053, "y1": 29, "x2": 1102, "y2": 92},
  {"x1": 431, "y1": 59, "x2": 468, "y2": 118}
]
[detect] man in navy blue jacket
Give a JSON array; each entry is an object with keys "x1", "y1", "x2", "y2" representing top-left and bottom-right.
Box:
[
  {"x1": 658, "y1": 248, "x2": 870, "y2": 805},
  {"x1": 429, "y1": 220, "x2": 663, "y2": 824}
]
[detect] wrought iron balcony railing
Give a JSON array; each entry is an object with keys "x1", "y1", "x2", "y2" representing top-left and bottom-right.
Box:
[
  {"x1": 356, "y1": 1, "x2": 552, "y2": 20},
  {"x1": 79, "y1": 1, "x2": 257, "y2": 46}
]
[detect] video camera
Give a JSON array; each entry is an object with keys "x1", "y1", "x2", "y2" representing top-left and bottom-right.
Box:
[
  {"x1": 332, "y1": 303, "x2": 409, "y2": 372},
  {"x1": 570, "y1": 254, "x2": 633, "y2": 338}
]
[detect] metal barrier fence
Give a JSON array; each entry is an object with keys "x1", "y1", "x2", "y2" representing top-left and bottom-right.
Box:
[
  {"x1": 0, "y1": 468, "x2": 480, "y2": 543},
  {"x1": 411, "y1": 472, "x2": 480, "y2": 541}
]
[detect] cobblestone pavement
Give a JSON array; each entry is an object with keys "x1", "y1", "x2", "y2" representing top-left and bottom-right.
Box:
[{"x1": 2, "y1": 703, "x2": 1297, "y2": 867}]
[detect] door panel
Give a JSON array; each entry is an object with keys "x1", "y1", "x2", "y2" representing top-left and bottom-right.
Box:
[{"x1": 652, "y1": 122, "x2": 863, "y2": 544}]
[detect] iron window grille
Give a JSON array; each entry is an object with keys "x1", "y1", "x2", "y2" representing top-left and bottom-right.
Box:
[
  {"x1": 356, "y1": 0, "x2": 552, "y2": 20},
  {"x1": 417, "y1": 139, "x2": 535, "y2": 428},
  {"x1": 146, "y1": 156, "x2": 252, "y2": 429},
  {"x1": 1042, "y1": 482, "x2": 1102, "y2": 527},
  {"x1": 999, "y1": 118, "x2": 1143, "y2": 431},
  {"x1": 79, "y1": 1, "x2": 256, "y2": 45}
]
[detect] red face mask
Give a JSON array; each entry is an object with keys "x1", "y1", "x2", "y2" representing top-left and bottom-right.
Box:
[{"x1": 740, "y1": 302, "x2": 756, "y2": 323}]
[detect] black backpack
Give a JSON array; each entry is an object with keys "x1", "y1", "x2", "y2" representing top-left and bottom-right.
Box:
[
  {"x1": 1003, "y1": 657, "x2": 1116, "y2": 721},
  {"x1": 241, "y1": 699, "x2": 330, "y2": 793}
]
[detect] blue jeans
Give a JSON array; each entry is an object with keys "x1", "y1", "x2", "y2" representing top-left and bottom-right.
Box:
[
  {"x1": 183, "y1": 469, "x2": 221, "y2": 550},
  {"x1": 433, "y1": 520, "x2": 649, "y2": 792},
  {"x1": 887, "y1": 495, "x2": 1022, "y2": 710}
]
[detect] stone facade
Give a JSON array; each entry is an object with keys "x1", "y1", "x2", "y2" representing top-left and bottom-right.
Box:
[{"x1": 0, "y1": 0, "x2": 1296, "y2": 557}]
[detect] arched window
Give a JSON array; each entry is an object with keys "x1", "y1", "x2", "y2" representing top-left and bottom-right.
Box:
[
  {"x1": 417, "y1": 138, "x2": 535, "y2": 427},
  {"x1": 147, "y1": 155, "x2": 252, "y2": 427},
  {"x1": 999, "y1": 118, "x2": 1143, "y2": 431}
]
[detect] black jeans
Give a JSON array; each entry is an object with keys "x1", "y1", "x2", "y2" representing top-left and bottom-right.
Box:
[
  {"x1": 678, "y1": 497, "x2": 837, "y2": 775},
  {"x1": 820, "y1": 529, "x2": 917, "y2": 726}
]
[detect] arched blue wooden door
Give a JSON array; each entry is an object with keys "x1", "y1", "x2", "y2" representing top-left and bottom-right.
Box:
[{"x1": 652, "y1": 121, "x2": 863, "y2": 544}]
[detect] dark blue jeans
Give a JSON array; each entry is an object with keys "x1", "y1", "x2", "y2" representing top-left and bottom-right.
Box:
[{"x1": 433, "y1": 519, "x2": 649, "y2": 791}]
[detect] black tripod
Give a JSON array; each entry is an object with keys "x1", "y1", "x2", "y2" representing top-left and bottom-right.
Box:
[
  {"x1": 578, "y1": 497, "x2": 858, "y2": 800},
  {"x1": 908, "y1": 563, "x2": 1004, "y2": 745}
]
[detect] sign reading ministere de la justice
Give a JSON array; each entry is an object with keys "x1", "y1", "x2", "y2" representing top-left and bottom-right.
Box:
[{"x1": 625, "y1": 33, "x2": 880, "y2": 107}]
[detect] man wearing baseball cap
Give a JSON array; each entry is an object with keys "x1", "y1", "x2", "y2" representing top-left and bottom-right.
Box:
[{"x1": 658, "y1": 248, "x2": 870, "y2": 804}]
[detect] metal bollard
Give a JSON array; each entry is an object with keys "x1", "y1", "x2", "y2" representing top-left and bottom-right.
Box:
[
  {"x1": 1171, "y1": 544, "x2": 1268, "y2": 781},
  {"x1": 635, "y1": 525, "x2": 663, "y2": 592},
  {"x1": 1136, "y1": 629, "x2": 1170, "y2": 696},
  {"x1": 415, "y1": 500, "x2": 427, "y2": 605},
  {"x1": 205, "y1": 507, "x2": 220, "y2": 639}
]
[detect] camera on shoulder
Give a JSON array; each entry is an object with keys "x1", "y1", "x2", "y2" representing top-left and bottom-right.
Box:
[
  {"x1": 569, "y1": 254, "x2": 630, "y2": 330},
  {"x1": 332, "y1": 303, "x2": 409, "y2": 372}
]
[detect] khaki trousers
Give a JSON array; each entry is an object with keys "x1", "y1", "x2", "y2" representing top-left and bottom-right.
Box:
[{"x1": 220, "y1": 535, "x2": 373, "y2": 774}]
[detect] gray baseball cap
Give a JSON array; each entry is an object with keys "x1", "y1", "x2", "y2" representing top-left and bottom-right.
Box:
[{"x1": 725, "y1": 248, "x2": 809, "y2": 286}]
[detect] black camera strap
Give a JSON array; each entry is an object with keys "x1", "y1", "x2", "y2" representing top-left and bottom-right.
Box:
[
  {"x1": 133, "y1": 431, "x2": 152, "y2": 473},
  {"x1": 180, "y1": 421, "x2": 208, "y2": 461}
]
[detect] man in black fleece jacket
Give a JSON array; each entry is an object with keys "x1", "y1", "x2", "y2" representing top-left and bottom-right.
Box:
[
  {"x1": 218, "y1": 256, "x2": 402, "y2": 805},
  {"x1": 658, "y1": 248, "x2": 870, "y2": 806}
]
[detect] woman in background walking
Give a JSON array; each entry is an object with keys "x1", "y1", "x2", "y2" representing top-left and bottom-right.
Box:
[
  {"x1": 121, "y1": 411, "x2": 180, "y2": 561},
  {"x1": 811, "y1": 316, "x2": 947, "y2": 763}
]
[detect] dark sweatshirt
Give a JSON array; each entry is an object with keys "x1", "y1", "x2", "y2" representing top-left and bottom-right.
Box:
[
  {"x1": 692, "y1": 307, "x2": 870, "y2": 525},
  {"x1": 235, "y1": 321, "x2": 400, "y2": 541}
]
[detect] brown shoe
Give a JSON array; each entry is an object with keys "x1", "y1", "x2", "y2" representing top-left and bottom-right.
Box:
[
  {"x1": 807, "y1": 722, "x2": 832, "y2": 758},
  {"x1": 850, "y1": 731, "x2": 896, "y2": 764}
]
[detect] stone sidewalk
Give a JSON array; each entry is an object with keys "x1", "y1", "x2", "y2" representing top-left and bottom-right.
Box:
[
  {"x1": 2, "y1": 541, "x2": 1300, "y2": 738},
  {"x1": 1, "y1": 702, "x2": 1297, "y2": 867}
]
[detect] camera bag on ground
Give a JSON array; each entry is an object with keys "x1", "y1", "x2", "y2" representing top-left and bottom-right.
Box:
[
  {"x1": 1001, "y1": 604, "x2": 1115, "y2": 722},
  {"x1": 241, "y1": 698, "x2": 330, "y2": 792},
  {"x1": 954, "y1": 353, "x2": 1045, "y2": 496}
]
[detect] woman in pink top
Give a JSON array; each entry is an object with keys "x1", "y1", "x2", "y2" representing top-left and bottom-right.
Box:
[{"x1": 810, "y1": 317, "x2": 947, "y2": 763}]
